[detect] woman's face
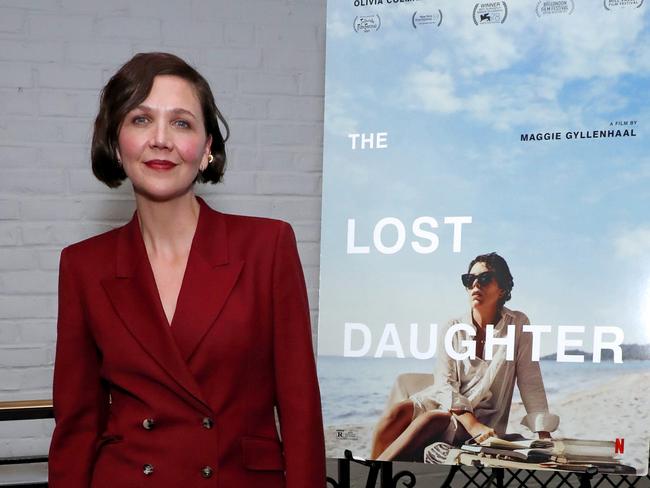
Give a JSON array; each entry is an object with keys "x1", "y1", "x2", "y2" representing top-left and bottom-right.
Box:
[
  {"x1": 466, "y1": 261, "x2": 504, "y2": 312},
  {"x1": 117, "y1": 75, "x2": 212, "y2": 202}
]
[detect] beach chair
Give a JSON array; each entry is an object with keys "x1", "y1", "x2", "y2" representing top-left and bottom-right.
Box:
[{"x1": 385, "y1": 373, "x2": 434, "y2": 410}]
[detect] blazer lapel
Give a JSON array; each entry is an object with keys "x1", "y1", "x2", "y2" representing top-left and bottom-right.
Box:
[
  {"x1": 170, "y1": 198, "x2": 244, "y2": 362},
  {"x1": 101, "y1": 211, "x2": 211, "y2": 414}
]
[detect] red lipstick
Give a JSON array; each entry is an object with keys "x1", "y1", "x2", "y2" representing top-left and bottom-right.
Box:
[{"x1": 144, "y1": 159, "x2": 176, "y2": 170}]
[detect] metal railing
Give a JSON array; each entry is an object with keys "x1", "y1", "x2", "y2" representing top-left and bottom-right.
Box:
[{"x1": 326, "y1": 449, "x2": 650, "y2": 488}]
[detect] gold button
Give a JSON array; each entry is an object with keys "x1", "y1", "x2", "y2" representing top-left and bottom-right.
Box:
[
  {"x1": 142, "y1": 418, "x2": 155, "y2": 430},
  {"x1": 143, "y1": 464, "x2": 154, "y2": 476},
  {"x1": 202, "y1": 417, "x2": 214, "y2": 429},
  {"x1": 201, "y1": 466, "x2": 213, "y2": 478}
]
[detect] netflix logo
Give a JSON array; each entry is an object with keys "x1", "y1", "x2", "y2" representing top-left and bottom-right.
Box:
[{"x1": 615, "y1": 438, "x2": 625, "y2": 454}]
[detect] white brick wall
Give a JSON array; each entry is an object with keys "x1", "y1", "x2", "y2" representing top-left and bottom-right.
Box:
[{"x1": 0, "y1": 0, "x2": 326, "y2": 467}]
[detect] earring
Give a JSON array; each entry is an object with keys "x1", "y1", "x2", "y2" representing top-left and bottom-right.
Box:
[{"x1": 208, "y1": 154, "x2": 214, "y2": 164}]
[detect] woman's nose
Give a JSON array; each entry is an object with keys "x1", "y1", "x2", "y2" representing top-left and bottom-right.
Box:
[{"x1": 150, "y1": 122, "x2": 173, "y2": 150}]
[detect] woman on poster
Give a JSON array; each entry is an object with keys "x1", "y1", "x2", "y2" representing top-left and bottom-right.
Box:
[
  {"x1": 371, "y1": 252, "x2": 558, "y2": 461},
  {"x1": 48, "y1": 52, "x2": 326, "y2": 487}
]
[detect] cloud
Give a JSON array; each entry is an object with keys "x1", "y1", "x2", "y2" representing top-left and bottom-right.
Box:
[
  {"x1": 400, "y1": 2, "x2": 649, "y2": 131},
  {"x1": 543, "y1": 7, "x2": 644, "y2": 81},
  {"x1": 324, "y1": 89, "x2": 361, "y2": 136},
  {"x1": 405, "y1": 70, "x2": 461, "y2": 113},
  {"x1": 579, "y1": 157, "x2": 650, "y2": 205},
  {"x1": 327, "y1": 10, "x2": 352, "y2": 39},
  {"x1": 615, "y1": 226, "x2": 650, "y2": 259}
]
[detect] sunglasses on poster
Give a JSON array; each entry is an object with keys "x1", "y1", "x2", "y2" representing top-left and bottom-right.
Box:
[{"x1": 461, "y1": 271, "x2": 495, "y2": 288}]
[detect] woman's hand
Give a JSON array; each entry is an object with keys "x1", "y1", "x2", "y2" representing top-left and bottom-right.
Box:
[
  {"x1": 467, "y1": 422, "x2": 497, "y2": 445},
  {"x1": 452, "y1": 411, "x2": 496, "y2": 445}
]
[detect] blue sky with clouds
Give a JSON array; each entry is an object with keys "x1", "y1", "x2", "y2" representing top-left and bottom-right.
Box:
[{"x1": 318, "y1": 0, "x2": 650, "y2": 357}]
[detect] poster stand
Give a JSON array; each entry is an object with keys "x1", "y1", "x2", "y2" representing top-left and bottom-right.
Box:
[{"x1": 326, "y1": 450, "x2": 649, "y2": 487}]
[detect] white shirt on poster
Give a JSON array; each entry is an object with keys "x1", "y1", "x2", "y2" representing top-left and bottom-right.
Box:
[{"x1": 410, "y1": 306, "x2": 559, "y2": 440}]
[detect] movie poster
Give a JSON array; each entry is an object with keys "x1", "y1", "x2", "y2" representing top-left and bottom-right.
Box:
[{"x1": 317, "y1": 0, "x2": 650, "y2": 475}]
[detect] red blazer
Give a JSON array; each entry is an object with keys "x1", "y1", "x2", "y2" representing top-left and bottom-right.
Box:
[{"x1": 48, "y1": 197, "x2": 326, "y2": 488}]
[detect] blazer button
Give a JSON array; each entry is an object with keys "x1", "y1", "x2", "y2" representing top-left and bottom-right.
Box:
[
  {"x1": 143, "y1": 464, "x2": 154, "y2": 476},
  {"x1": 142, "y1": 418, "x2": 155, "y2": 430},
  {"x1": 201, "y1": 466, "x2": 213, "y2": 478},
  {"x1": 202, "y1": 417, "x2": 214, "y2": 429}
]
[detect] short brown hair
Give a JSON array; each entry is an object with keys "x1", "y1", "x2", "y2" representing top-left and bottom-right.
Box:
[
  {"x1": 91, "y1": 52, "x2": 229, "y2": 188},
  {"x1": 468, "y1": 252, "x2": 514, "y2": 309}
]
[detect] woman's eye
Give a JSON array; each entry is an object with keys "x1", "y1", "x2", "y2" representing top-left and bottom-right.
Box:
[
  {"x1": 132, "y1": 115, "x2": 149, "y2": 125},
  {"x1": 173, "y1": 120, "x2": 191, "y2": 129}
]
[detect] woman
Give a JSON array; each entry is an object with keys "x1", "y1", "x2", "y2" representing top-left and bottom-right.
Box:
[
  {"x1": 48, "y1": 52, "x2": 326, "y2": 488},
  {"x1": 371, "y1": 252, "x2": 558, "y2": 461}
]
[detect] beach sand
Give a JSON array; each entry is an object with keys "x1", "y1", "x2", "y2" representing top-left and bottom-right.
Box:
[{"x1": 325, "y1": 372, "x2": 650, "y2": 473}]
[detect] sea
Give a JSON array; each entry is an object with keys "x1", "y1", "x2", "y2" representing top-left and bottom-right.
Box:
[{"x1": 317, "y1": 356, "x2": 650, "y2": 426}]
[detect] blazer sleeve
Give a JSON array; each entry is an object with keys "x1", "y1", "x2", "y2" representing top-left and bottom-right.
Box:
[
  {"x1": 271, "y1": 222, "x2": 326, "y2": 488},
  {"x1": 48, "y1": 248, "x2": 109, "y2": 487}
]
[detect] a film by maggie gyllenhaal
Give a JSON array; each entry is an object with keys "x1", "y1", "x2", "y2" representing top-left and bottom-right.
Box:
[{"x1": 317, "y1": 0, "x2": 650, "y2": 475}]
